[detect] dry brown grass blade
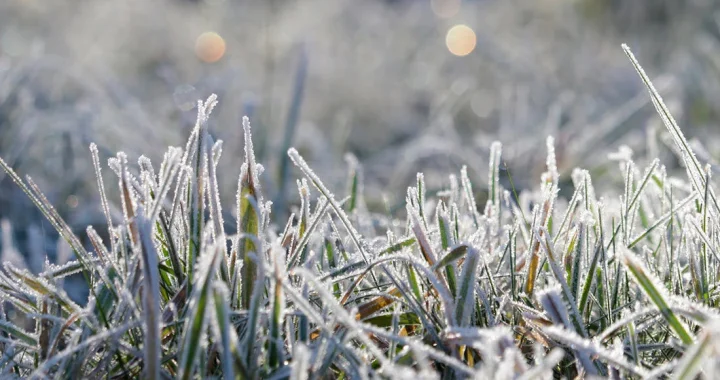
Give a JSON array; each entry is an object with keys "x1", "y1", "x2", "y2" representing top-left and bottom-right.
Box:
[
  {"x1": 39, "y1": 299, "x2": 51, "y2": 360},
  {"x1": 524, "y1": 193, "x2": 552, "y2": 297},
  {"x1": 355, "y1": 287, "x2": 403, "y2": 320},
  {"x1": 308, "y1": 287, "x2": 404, "y2": 341},
  {"x1": 121, "y1": 175, "x2": 139, "y2": 246}
]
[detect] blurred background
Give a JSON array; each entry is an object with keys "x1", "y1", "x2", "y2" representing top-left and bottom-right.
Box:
[{"x1": 1, "y1": 0, "x2": 720, "y2": 279}]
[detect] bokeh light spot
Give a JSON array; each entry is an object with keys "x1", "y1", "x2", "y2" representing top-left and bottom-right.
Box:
[
  {"x1": 445, "y1": 24, "x2": 476, "y2": 57},
  {"x1": 195, "y1": 31, "x2": 226, "y2": 63},
  {"x1": 66, "y1": 195, "x2": 79, "y2": 209},
  {"x1": 173, "y1": 84, "x2": 198, "y2": 111},
  {"x1": 431, "y1": 0, "x2": 461, "y2": 19}
]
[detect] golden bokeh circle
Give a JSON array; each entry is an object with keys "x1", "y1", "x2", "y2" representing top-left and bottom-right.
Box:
[
  {"x1": 195, "y1": 32, "x2": 226, "y2": 63},
  {"x1": 445, "y1": 24, "x2": 476, "y2": 57}
]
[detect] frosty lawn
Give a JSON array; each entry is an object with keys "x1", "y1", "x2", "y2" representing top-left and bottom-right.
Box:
[{"x1": 0, "y1": 45, "x2": 719, "y2": 379}]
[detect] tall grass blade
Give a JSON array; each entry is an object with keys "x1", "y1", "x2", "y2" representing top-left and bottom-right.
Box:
[
  {"x1": 621, "y1": 249, "x2": 693, "y2": 345},
  {"x1": 138, "y1": 214, "x2": 161, "y2": 380},
  {"x1": 276, "y1": 45, "x2": 308, "y2": 218},
  {"x1": 454, "y1": 247, "x2": 479, "y2": 326},
  {"x1": 178, "y1": 243, "x2": 221, "y2": 380},
  {"x1": 212, "y1": 282, "x2": 236, "y2": 380},
  {"x1": 237, "y1": 116, "x2": 263, "y2": 310},
  {"x1": 623, "y1": 45, "x2": 719, "y2": 215},
  {"x1": 268, "y1": 243, "x2": 286, "y2": 369}
]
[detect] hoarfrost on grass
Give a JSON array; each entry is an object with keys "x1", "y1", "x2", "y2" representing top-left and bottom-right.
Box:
[{"x1": 1, "y1": 45, "x2": 720, "y2": 379}]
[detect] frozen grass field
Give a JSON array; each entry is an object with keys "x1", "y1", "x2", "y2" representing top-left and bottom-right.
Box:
[
  {"x1": 1, "y1": 42, "x2": 720, "y2": 378},
  {"x1": 3, "y1": 1, "x2": 720, "y2": 379}
]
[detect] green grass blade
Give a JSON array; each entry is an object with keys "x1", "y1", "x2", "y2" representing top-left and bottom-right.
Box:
[
  {"x1": 621, "y1": 249, "x2": 693, "y2": 345},
  {"x1": 672, "y1": 322, "x2": 720, "y2": 380},
  {"x1": 268, "y1": 244, "x2": 285, "y2": 369},
  {"x1": 454, "y1": 247, "x2": 479, "y2": 326},
  {"x1": 623, "y1": 44, "x2": 720, "y2": 215},
  {"x1": 179, "y1": 244, "x2": 221, "y2": 380},
  {"x1": 345, "y1": 154, "x2": 360, "y2": 213},
  {"x1": 213, "y1": 283, "x2": 236, "y2": 380},
  {"x1": 0, "y1": 319, "x2": 38, "y2": 347},
  {"x1": 578, "y1": 239, "x2": 603, "y2": 315},
  {"x1": 433, "y1": 244, "x2": 469, "y2": 270},
  {"x1": 237, "y1": 117, "x2": 263, "y2": 310},
  {"x1": 538, "y1": 229, "x2": 588, "y2": 338}
]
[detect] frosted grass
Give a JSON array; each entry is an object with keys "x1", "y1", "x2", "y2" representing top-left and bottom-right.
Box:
[{"x1": 0, "y1": 46, "x2": 719, "y2": 378}]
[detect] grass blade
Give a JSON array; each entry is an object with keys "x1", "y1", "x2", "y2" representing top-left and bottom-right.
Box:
[
  {"x1": 212, "y1": 282, "x2": 236, "y2": 380},
  {"x1": 179, "y1": 243, "x2": 221, "y2": 380},
  {"x1": 623, "y1": 44, "x2": 720, "y2": 216},
  {"x1": 454, "y1": 247, "x2": 479, "y2": 326},
  {"x1": 237, "y1": 116, "x2": 263, "y2": 310},
  {"x1": 138, "y1": 214, "x2": 161, "y2": 380},
  {"x1": 621, "y1": 249, "x2": 693, "y2": 345}
]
